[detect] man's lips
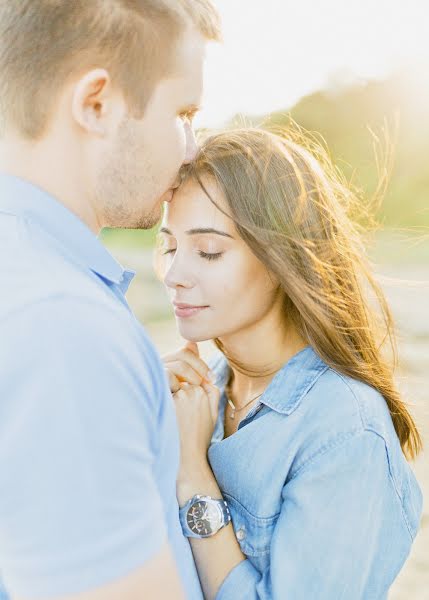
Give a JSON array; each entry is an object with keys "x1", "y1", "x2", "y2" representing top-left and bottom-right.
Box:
[{"x1": 173, "y1": 302, "x2": 209, "y2": 318}]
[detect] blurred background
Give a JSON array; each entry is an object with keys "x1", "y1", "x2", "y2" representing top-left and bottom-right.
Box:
[{"x1": 102, "y1": 2, "x2": 429, "y2": 596}]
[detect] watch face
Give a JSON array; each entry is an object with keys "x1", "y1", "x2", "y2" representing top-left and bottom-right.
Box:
[{"x1": 186, "y1": 500, "x2": 222, "y2": 537}]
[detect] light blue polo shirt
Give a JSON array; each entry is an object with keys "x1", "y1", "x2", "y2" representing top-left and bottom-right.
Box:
[{"x1": 0, "y1": 174, "x2": 203, "y2": 599}]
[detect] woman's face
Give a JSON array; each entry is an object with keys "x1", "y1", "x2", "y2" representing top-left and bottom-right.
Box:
[{"x1": 158, "y1": 177, "x2": 280, "y2": 342}]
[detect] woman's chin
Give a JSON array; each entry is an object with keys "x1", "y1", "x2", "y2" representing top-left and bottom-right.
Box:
[{"x1": 177, "y1": 323, "x2": 213, "y2": 344}]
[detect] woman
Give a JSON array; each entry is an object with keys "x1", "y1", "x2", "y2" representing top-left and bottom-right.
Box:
[{"x1": 156, "y1": 128, "x2": 423, "y2": 600}]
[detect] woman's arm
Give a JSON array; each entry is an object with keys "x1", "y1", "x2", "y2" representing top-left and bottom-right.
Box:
[
  {"x1": 166, "y1": 348, "x2": 415, "y2": 599},
  {"x1": 177, "y1": 463, "x2": 247, "y2": 600},
  {"x1": 209, "y1": 430, "x2": 415, "y2": 599},
  {"x1": 179, "y1": 430, "x2": 416, "y2": 600}
]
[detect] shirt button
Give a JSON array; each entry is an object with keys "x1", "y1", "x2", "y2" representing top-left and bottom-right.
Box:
[{"x1": 236, "y1": 528, "x2": 246, "y2": 541}]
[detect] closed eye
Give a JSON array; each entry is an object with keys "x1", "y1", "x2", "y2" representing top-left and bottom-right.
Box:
[
  {"x1": 162, "y1": 248, "x2": 223, "y2": 261},
  {"x1": 198, "y1": 251, "x2": 223, "y2": 261}
]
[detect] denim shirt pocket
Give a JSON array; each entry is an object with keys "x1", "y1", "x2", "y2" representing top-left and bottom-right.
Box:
[{"x1": 223, "y1": 492, "x2": 279, "y2": 558}]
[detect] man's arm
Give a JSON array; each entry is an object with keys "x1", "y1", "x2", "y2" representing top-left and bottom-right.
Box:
[
  {"x1": 0, "y1": 296, "x2": 183, "y2": 598},
  {"x1": 16, "y1": 541, "x2": 185, "y2": 600}
]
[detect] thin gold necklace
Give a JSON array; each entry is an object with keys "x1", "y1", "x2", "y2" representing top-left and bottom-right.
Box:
[{"x1": 225, "y1": 379, "x2": 264, "y2": 420}]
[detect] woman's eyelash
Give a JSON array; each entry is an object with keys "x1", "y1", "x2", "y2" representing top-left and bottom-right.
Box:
[
  {"x1": 161, "y1": 248, "x2": 223, "y2": 261},
  {"x1": 198, "y1": 251, "x2": 223, "y2": 261}
]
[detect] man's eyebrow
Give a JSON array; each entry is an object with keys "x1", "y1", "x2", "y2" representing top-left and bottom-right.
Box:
[{"x1": 159, "y1": 227, "x2": 234, "y2": 239}]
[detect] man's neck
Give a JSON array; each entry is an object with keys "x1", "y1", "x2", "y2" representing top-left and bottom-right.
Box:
[{"x1": 0, "y1": 137, "x2": 100, "y2": 234}]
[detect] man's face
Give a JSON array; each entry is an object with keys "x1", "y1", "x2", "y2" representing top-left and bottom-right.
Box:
[{"x1": 96, "y1": 29, "x2": 205, "y2": 230}]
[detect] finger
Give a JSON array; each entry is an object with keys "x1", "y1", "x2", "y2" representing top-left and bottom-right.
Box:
[
  {"x1": 166, "y1": 370, "x2": 181, "y2": 393},
  {"x1": 169, "y1": 350, "x2": 214, "y2": 383},
  {"x1": 167, "y1": 361, "x2": 204, "y2": 385},
  {"x1": 184, "y1": 341, "x2": 199, "y2": 356},
  {"x1": 202, "y1": 382, "x2": 220, "y2": 400},
  {"x1": 164, "y1": 344, "x2": 215, "y2": 383}
]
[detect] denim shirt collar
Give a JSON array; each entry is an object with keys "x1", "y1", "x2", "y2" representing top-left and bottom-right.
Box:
[
  {"x1": 0, "y1": 173, "x2": 134, "y2": 293},
  {"x1": 211, "y1": 345, "x2": 328, "y2": 416}
]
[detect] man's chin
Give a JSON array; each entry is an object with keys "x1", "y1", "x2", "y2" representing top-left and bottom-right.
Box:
[
  {"x1": 137, "y1": 194, "x2": 168, "y2": 229},
  {"x1": 121, "y1": 205, "x2": 162, "y2": 230}
]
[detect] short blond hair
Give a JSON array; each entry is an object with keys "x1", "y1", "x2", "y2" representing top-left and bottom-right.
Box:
[{"x1": 0, "y1": 0, "x2": 221, "y2": 139}]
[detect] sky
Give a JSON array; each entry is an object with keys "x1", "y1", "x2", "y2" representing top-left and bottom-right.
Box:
[{"x1": 195, "y1": 0, "x2": 429, "y2": 128}]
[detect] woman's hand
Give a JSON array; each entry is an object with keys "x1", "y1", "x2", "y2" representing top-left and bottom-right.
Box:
[
  {"x1": 163, "y1": 341, "x2": 215, "y2": 393},
  {"x1": 173, "y1": 381, "x2": 220, "y2": 484}
]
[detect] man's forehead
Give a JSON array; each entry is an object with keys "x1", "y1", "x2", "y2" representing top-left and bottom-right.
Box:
[
  {"x1": 171, "y1": 78, "x2": 204, "y2": 112},
  {"x1": 173, "y1": 29, "x2": 206, "y2": 81}
]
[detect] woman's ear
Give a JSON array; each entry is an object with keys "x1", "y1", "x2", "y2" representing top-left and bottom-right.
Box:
[{"x1": 71, "y1": 68, "x2": 118, "y2": 137}]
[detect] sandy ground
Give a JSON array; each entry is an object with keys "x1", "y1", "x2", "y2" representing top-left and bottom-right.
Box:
[{"x1": 113, "y1": 247, "x2": 429, "y2": 599}]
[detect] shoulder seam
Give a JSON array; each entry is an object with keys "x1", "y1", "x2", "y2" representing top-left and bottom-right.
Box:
[
  {"x1": 289, "y1": 427, "x2": 415, "y2": 541},
  {"x1": 363, "y1": 431, "x2": 414, "y2": 541},
  {"x1": 326, "y1": 369, "x2": 367, "y2": 430}
]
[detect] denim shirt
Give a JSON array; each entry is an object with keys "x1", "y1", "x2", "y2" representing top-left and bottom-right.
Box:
[{"x1": 208, "y1": 346, "x2": 423, "y2": 600}]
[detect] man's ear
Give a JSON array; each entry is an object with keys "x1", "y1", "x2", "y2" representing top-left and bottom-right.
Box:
[{"x1": 71, "y1": 68, "x2": 117, "y2": 136}]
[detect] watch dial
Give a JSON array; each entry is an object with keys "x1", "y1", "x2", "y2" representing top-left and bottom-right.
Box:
[{"x1": 187, "y1": 500, "x2": 221, "y2": 536}]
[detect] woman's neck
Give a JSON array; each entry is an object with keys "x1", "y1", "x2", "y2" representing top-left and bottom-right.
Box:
[{"x1": 218, "y1": 300, "x2": 307, "y2": 409}]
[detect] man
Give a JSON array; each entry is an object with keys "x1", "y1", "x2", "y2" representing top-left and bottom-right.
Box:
[{"x1": 0, "y1": 1, "x2": 221, "y2": 598}]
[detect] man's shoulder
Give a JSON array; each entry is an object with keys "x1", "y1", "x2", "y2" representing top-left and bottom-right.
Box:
[
  {"x1": 0, "y1": 232, "x2": 165, "y2": 392},
  {"x1": 0, "y1": 218, "x2": 126, "y2": 324}
]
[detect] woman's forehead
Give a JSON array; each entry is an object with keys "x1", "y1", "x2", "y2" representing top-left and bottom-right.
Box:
[{"x1": 164, "y1": 178, "x2": 232, "y2": 231}]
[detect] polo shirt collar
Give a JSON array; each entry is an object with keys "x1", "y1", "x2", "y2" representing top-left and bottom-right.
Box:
[{"x1": 0, "y1": 173, "x2": 134, "y2": 289}]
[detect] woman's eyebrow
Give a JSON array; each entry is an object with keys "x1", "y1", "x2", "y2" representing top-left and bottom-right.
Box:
[{"x1": 159, "y1": 227, "x2": 234, "y2": 239}]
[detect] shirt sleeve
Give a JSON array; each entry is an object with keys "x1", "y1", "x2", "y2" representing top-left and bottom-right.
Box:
[
  {"x1": 0, "y1": 296, "x2": 169, "y2": 597},
  {"x1": 216, "y1": 430, "x2": 413, "y2": 599}
]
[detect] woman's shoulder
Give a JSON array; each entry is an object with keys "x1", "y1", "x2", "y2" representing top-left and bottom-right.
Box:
[
  {"x1": 207, "y1": 346, "x2": 396, "y2": 441},
  {"x1": 310, "y1": 366, "x2": 394, "y2": 437},
  {"x1": 295, "y1": 363, "x2": 404, "y2": 471},
  {"x1": 295, "y1": 366, "x2": 422, "y2": 535}
]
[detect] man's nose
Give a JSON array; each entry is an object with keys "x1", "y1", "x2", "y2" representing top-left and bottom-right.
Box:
[{"x1": 183, "y1": 122, "x2": 198, "y2": 165}]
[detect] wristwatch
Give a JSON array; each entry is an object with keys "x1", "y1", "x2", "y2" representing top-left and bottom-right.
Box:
[{"x1": 179, "y1": 494, "x2": 231, "y2": 538}]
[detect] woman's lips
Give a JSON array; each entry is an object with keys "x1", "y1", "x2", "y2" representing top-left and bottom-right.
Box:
[{"x1": 173, "y1": 305, "x2": 209, "y2": 318}]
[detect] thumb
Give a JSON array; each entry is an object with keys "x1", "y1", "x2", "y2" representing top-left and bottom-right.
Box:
[{"x1": 184, "y1": 340, "x2": 199, "y2": 356}]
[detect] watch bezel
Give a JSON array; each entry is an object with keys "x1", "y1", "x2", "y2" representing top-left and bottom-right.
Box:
[{"x1": 185, "y1": 495, "x2": 224, "y2": 538}]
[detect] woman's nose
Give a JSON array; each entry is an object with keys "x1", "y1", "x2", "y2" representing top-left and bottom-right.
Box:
[{"x1": 163, "y1": 255, "x2": 194, "y2": 290}]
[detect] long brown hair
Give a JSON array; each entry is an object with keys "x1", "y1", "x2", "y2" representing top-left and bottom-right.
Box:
[{"x1": 182, "y1": 127, "x2": 422, "y2": 460}]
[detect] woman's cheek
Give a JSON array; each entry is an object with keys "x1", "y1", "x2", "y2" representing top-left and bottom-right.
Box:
[{"x1": 217, "y1": 257, "x2": 244, "y2": 297}]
